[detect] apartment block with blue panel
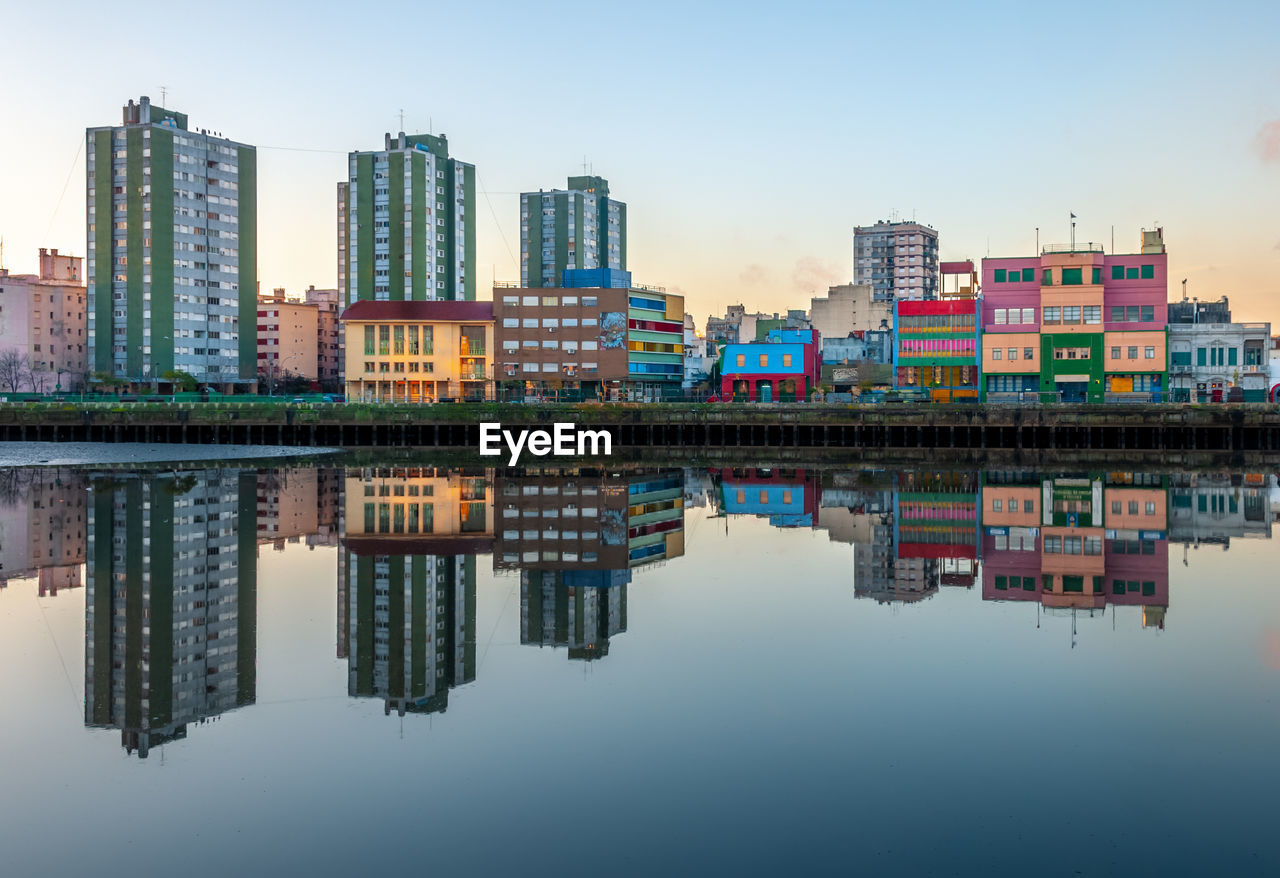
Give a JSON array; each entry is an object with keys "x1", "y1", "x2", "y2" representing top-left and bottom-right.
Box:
[{"x1": 625, "y1": 288, "x2": 685, "y2": 395}]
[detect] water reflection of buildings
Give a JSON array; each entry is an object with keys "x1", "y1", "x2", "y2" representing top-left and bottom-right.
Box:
[
  {"x1": 339, "y1": 468, "x2": 489, "y2": 715},
  {"x1": 0, "y1": 469, "x2": 88, "y2": 594},
  {"x1": 713, "y1": 468, "x2": 820, "y2": 528},
  {"x1": 84, "y1": 471, "x2": 258, "y2": 757},
  {"x1": 496, "y1": 468, "x2": 685, "y2": 662},
  {"x1": 981, "y1": 472, "x2": 1170, "y2": 629},
  {"x1": 256, "y1": 468, "x2": 343, "y2": 553},
  {"x1": 1169, "y1": 472, "x2": 1273, "y2": 550}
]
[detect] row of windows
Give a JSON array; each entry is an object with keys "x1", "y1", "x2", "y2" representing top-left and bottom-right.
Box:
[
  {"x1": 734, "y1": 353, "x2": 793, "y2": 368},
  {"x1": 1043, "y1": 535, "x2": 1103, "y2": 555},
  {"x1": 500, "y1": 295, "x2": 598, "y2": 307},
  {"x1": 363, "y1": 361, "x2": 436, "y2": 374},
  {"x1": 501, "y1": 317, "x2": 598, "y2": 329},
  {"x1": 990, "y1": 347, "x2": 1036, "y2": 361},
  {"x1": 989, "y1": 497, "x2": 1035, "y2": 513},
  {"x1": 992, "y1": 264, "x2": 1156, "y2": 285},
  {"x1": 897, "y1": 314, "x2": 976, "y2": 332},
  {"x1": 899, "y1": 339, "x2": 976, "y2": 356},
  {"x1": 1043, "y1": 305, "x2": 1101, "y2": 324},
  {"x1": 502, "y1": 340, "x2": 596, "y2": 352}
]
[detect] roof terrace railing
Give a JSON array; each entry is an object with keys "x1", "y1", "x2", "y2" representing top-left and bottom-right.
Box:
[{"x1": 1040, "y1": 243, "x2": 1105, "y2": 254}]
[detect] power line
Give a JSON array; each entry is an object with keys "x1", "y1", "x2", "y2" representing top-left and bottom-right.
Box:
[
  {"x1": 42, "y1": 137, "x2": 84, "y2": 248},
  {"x1": 477, "y1": 173, "x2": 518, "y2": 275}
]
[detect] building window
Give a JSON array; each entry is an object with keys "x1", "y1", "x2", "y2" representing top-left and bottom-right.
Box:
[
  {"x1": 782, "y1": 354, "x2": 792, "y2": 367},
  {"x1": 1042, "y1": 269, "x2": 1052, "y2": 286},
  {"x1": 1091, "y1": 267, "x2": 1102, "y2": 284},
  {"x1": 364, "y1": 325, "x2": 374, "y2": 356},
  {"x1": 1144, "y1": 346, "x2": 1155, "y2": 359},
  {"x1": 393, "y1": 325, "x2": 405, "y2": 355},
  {"x1": 378, "y1": 325, "x2": 390, "y2": 355},
  {"x1": 759, "y1": 354, "x2": 768, "y2": 368},
  {"x1": 1140, "y1": 264, "x2": 1154, "y2": 279},
  {"x1": 1128, "y1": 346, "x2": 1138, "y2": 359},
  {"x1": 1043, "y1": 306, "x2": 1060, "y2": 324},
  {"x1": 1021, "y1": 308, "x2": 1034, "y2": 323},
  {"x1": 1008, "y1": 348, "x2": 1017, "y2": 361},
  {"x1": 1141, "y1": 305, "x2": 1154, "y2": 322},
  {"x1": 991, "y1": 348, "x2": 1001, "y2": 360},
  {"x1": 1021, "y1": 268, "x2": 1035, "y2": 282},
  {"x1": 994, "y1": 308, "x2": 1007, "y2": 324},
  {"x1": 1112, "y1": 264, "x2": 1125, "y2": 280},
  {"x1": 992, "y1": 498, "x2": 1002, "y2": 511},
  {"x1": 994, "y1": 269, "x2": 1007, "y2": 282},
  {"x1": 1083, "y1": 305, "x2": 1101, "y2": 324},
  {"x1": 1024, "y1": 348, "x2": 1034, "y2": 360},
  {"x1": 736, "y1": 354, "x2": 745, "y2": 367},
  {"x1": 1111, "y1": 346, "x2": 1121, "y2": 359}
]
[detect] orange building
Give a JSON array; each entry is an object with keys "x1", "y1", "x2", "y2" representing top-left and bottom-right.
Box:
[{"x1": 257, "y1": 289, "x2": 320, "y2": 385}]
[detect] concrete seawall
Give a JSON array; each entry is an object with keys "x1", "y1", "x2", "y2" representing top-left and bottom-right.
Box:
[{"x1": 3, "y1": 402, "x2": 1279, "y2": 455}]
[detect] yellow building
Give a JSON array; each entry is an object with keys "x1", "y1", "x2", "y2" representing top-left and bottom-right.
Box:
[
  {"x1": 343, "y1": 468, "x2": 494, "y2": 554},
  {"x1": 341, "y1": 300, "x2": 494, "y2": 402}
]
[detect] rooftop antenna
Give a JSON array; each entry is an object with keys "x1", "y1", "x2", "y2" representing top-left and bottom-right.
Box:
[
  {"x1": 160, "y1": 86, "x2": 168, "y2": 108},
  {"x1": 398, "y1": 108, "x2": 405, "y2": 131},
  {"x1": 1069, "y1": 212, "x2": 1077, "y2": 251},
  {"x1": 582, "y1": 155, "x2": 589, "y2": 175}
]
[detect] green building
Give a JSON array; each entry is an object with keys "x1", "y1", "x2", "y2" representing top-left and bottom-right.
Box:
[
  {"x1": 338, "y1": 132, "x2": 476, "y2": 307},
  {"x1": 520, "y1": 175, "x2": 626, "y2": 288},
  {"x1": 86, "y1": 96, "x2": 258, "y2": 389}
]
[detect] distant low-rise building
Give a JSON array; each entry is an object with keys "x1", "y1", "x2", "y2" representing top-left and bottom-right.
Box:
[
  {"x1": 0, "y1": 248, "x2": 87, "y2": 392},
  {"x1": 1166, "y1": 297, "x2": 1269, "y2": 402},
  {"x1": 718, "y1": 328, "x2": 821, "y2": 402},
  {"x1": 257, "y1": 289, "x2": 319, "y2": 386},
  {"x1": 809, "y1": 283, "x2": 890, "y2": 341},
  {"x1": 341, "y1": 299, "x2": 493, "y2": 402},
  {"x1": 305, "y1": 286, "x2": 343, "y2": 387}
]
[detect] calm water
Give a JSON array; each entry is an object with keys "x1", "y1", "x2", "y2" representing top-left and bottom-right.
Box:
[{"x1": 0, "y1": 462, "x2": 1277, "y2": 876}]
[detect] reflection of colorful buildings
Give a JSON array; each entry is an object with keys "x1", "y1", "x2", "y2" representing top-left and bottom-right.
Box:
[
  {"x1": 714, "y1": 468, "x2": 820, "y2": 528},
  {"x1": 980, "y1": 472, "x2": 1169, "y2": 628},
  {"x1": 854, "y1": 471, "x2": 979, "y2": 602},
  {"x1": 494, "y1": 469, "x2": 683, "y2": 572},
  {"x1": 84, "y1": 471, "x2": 258, "y2": 757},
  {"x1": 496, "y1": 468, "x2": 683, "y2": 662},
  {"x1": 340, "y1": 468, "x2": 489, "y2": 716}
]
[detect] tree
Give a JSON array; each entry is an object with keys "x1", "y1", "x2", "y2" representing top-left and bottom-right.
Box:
[
  {"x1": 162, "y1": 370, "x2": 198, "y2": 392},
  {"x1": 0, "y1": 350, "x2": 31, "y2": 393}
]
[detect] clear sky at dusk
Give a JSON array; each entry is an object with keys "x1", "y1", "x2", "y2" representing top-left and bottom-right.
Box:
[{"x1": 1, "y1": 0, "x2": 1277, "y2": 324}]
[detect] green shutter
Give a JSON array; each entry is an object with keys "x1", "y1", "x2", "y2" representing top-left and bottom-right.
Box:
[
  {"x1": 1091, "y1": 267, "x2": 1101, "y2": 284},
  {"x1": 1112, "y1": 265, "x2": 1124, "y2": 280},
  {"x1": 1126, "y1": 266, "x2": 1138, "y2": 279},
  {"x1": 1042, "y1": 269, "x2": 1052, "y2": 285},
  {"x1": 1061, "y1": 267, "x2": 1082, "y2": 285},
  {"x1": 1022, "y1": 268, "x2": 1034, "y2": 282},
  {"x1": 994, "y1": 269, "x2": 1006, "y2": 283},
  {"x1": 1140, "y1": 264, "x2": 1154, "y2": 279}
]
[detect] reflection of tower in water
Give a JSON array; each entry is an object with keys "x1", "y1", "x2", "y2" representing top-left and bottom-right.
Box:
[
  {"x1": 520, "y1": 568, "x2": 629, "y2": 661},
  {"x1": 83, "y1": 471, "x2": 257, "y2": 757}
]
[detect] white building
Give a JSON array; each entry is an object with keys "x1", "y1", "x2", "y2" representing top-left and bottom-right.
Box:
[
  {"x1": 853, "y1": 220, "x2": 939, "y2": 301},
  {"x1": 86, "y1": 97, "x2": 256, "y2": 389},
  {"x1": 1168, "y1": 321, "x2": 1271, "y2": 402},
  {"x1": 809, "y1": 283, "x2": 890, "y2": 340}
]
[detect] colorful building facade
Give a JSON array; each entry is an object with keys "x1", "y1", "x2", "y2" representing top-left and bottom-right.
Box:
[
  {"x1": 719, "y1": 328, "x2": 821, "y2": 402},
  {"x1": 980, "y1": 229, "x2": 1168, "y2": 403},
  {"x1": 892, "y1": 299, "x2": 979, "y2": 401}
]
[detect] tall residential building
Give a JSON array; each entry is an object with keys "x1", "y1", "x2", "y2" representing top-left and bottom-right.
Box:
[
  {"x1": 305, "y1": 286, "x2": 343, "y2": 386},
  {"x1": 852, "y1": 221, "x2": 939, "y2": 301},
  {"x1": 0, "y1": 248, "x2": 87, "y2": 391},
  {"x1": 520, "y1": 175, "x2": 626, "y2": 288},
  {"x1": 84, "y1": 470, "x2": 258, "y2": 757},
  {"x1": 980, "y1": 228, "x2": 1169, "y2": 403},
  {"x1": 338, "y1": 132, "x2": 475, "y2": 307},
  {"x1": 86, "y1": 96, "x2": 257, "y2": 389}
]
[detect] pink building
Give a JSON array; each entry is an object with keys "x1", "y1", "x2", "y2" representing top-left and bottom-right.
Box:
[
  {"x1": 980, "y1": 228, "x2": 1169, "y2": 402},
  {"x1": 0, "y1": 248, "x2": 87, "y2": 392}
]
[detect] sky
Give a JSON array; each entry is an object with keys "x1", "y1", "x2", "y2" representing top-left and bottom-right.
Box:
[{"x1": 1, "y1": 0, "x2": 1278, "y2": 325}]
